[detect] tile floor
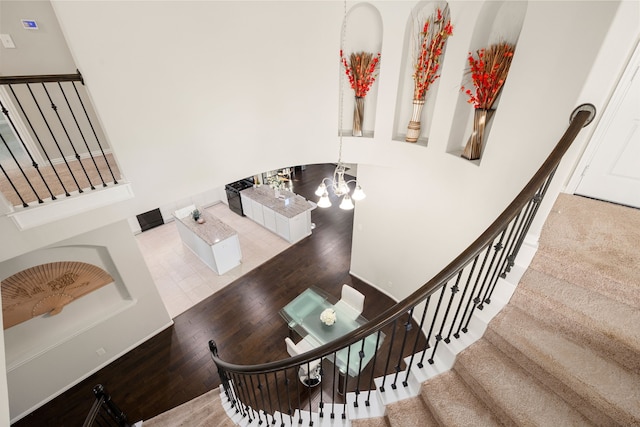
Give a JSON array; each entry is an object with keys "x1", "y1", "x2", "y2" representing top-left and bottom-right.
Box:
[{"x1": 135, "y1": 202, "x2": 292, "y2": 318}]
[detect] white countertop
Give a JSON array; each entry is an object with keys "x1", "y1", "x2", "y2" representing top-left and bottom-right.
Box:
[
  {"x1": 174, "y1": 210, "x2": 238, "y2": 246},
  {"x1": 241, "y1": 186, "x2": 312, "y2": 218}
]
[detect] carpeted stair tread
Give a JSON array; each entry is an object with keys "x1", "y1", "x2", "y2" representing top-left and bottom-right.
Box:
[
  {"x1": 511, "y1": 268, "x2": 640, "y2": 373},
  {"x1": 531, "y1": 194, "x2": 640, "y2": 307},
  {"x1": 529, "y1": 251, "x2": 640, "y2": 307},
  {"x1": 488, "y1": 304, "x2": 640, "y2": 426},
  {"x1": 142, "y1": 388, "x2": 234, "y2": 427},
  {"x1": 351, "y1": 416, "x2": 391, "y2": 427},
  {"x1": 455, "y1": 338, "x2": 595, "y2": 426},
  {"x1": 420, "y1": 369, "x2": 500, "y2": 427},
  {"x1": 383, "y1": 395, "x2": 436, "y2": 427}
]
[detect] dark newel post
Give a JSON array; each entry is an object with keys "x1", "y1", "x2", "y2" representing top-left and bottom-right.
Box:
[{"x1": 209, "y1": 339, "x2": 236, "y2": 406}]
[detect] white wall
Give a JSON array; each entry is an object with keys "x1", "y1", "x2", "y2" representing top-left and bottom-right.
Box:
[
  {"x1": 1, "y1": 220, "x2": 172, "y2": 422},
  {"x1": 348, "y1": 0, "x2": 627, "y2": 299},
  {"x1": 0, "y1": 0, "x2": 637, "y2": 424}
]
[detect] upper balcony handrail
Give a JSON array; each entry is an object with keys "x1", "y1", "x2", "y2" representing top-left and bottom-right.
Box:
[
  {"x1": 0, "y1": 70, "x2": 84, "y2": 86},
  {"x1": 210, "y1": 105, "x2": 596, "y2": 376}
]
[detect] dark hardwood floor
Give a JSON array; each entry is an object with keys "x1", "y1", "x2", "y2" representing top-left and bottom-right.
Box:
[{"x1": 12, "y1": 164, "x2": 408, "y2": 426}]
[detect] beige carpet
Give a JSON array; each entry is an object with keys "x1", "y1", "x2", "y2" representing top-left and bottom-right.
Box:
[
  {"x1": 142, "y1": 194, "x2": 640, "y2": 426},
  {"x1": 142, "y1": 388, "x2": 234, "y2": 427},
  {"x1": 370, "y1": 193, "x2": 640, "y2": 426}
]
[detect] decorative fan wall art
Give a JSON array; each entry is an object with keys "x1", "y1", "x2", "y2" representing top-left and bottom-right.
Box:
[{"x1": 1, "y1": 261, "x2": 114, "y2": 329}]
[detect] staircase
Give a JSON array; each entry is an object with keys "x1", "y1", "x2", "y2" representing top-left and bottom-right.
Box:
[{"x1": 353, "y1": 194, "x2": 640, "y2": 426}]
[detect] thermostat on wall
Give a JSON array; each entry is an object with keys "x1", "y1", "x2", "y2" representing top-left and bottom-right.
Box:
[{"x1": 21, "y1": 19, "x2": 38, "y2": 30}]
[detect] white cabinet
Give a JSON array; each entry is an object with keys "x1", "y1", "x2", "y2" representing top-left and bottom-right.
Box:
[
  {"x1": 275, "y1": 213, "x2": 290, "y2": 241},
  {"x1": 240, "y1": 187, "x2": 312, "y2": 244},
  {"x1": 240, "y1": 192, "x2": 252, "y2": 219},
  {"x1": 288, "y1": 210, "x2": 311, "y2": 243},
  {"x1": 174, "y1": 208, "x2": 242, "y2": 275},
  {"x1": 263, "y1": 206, "x2": 277, "y2": 233},
  {"x1": 251, "y1": 198, "x2": 264, "y2": 225}
]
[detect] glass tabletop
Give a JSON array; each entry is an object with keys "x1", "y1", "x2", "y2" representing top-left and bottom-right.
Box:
[{"x1": 279, "y1": 287, "x2": 384, "y2": 376}]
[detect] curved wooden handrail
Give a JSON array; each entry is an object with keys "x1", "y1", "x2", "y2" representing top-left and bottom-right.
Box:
[{"x1": 211, "y1": 106, "x2": 595, "y2": 375}]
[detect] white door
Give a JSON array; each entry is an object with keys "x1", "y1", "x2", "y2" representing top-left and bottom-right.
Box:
[{"x1": 574, "y1": 42, "x2": 640, "y2": 209}]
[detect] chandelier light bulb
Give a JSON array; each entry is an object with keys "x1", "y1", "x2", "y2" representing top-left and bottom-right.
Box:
[
  {"x1": 318, "y1": 191, "x2": 332, "y2": 208},
  {"x1": 339, "y1": 194, "x2": 354, "y2": 210},
  {"x1": 315, "y1": 182, "x2": 327, "y2": 197},
  {"x1": 352, "y1": 185, "x2": 366, "y2": 201}
]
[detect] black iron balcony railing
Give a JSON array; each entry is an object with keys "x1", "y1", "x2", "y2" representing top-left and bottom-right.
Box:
[
  {"x1": 0, "y1": 71, "x2": 120, "y2": 208},
  {"x1": 209, "y1": 105, "x2": 596, "y2": 426}
]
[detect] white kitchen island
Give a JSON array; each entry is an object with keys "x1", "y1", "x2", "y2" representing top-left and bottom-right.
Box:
[
  {"x1": 173, "y1": 205, "x2": 242, "y2": 275},
  {"x1": 240, "y1": 186, "x2": 312, "y2": 244}
]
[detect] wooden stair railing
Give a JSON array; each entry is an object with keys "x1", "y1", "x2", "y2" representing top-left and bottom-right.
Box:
[{"x1": 209, "y1": 105, "x2": 596, "y2": 426}]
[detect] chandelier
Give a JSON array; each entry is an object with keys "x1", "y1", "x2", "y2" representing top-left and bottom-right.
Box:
[
  {"x1": 315, "y1": 0, "x2": 365, "y2": 210},
  {"x1": 315, "y1": 163, "x2": 365, "y2": 209}
]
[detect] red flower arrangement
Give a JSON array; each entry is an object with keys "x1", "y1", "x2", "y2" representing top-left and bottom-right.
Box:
[
  {"x1": 341, "y1": 50, "x2": 381, "y2": 98},
  {"x1": 412, "y1": 7, "x2": 454, "y2": 101},
  {"x1": 461, "y1": 42, "x2": 516, "y2": 109}
]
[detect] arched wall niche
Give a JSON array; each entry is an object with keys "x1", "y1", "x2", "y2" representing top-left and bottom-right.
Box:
[
  {"x1": 393, "y1": 1, "x2": 453, "y2": 147},
  {"x1": 1, "y1": 245, "x2": 133, "y2": 370},
  {"x1": 339, "y1": 2, "x2": 383, "y2": 138},
  {"x1": 446, "y1": 0, "x2": 528, "y2": 163}
]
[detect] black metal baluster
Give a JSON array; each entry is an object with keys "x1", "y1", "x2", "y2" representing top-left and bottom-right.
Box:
[
  {"x1": 448, "y1": 259, "x2": 478, "y2": 341},
  {"x1": 416, "y1": 295, "x2": 434, "y2": 367},
  {"x1": 8, "y1": 85, "x2": 67, "y2": 198},
  {"x1": 41, "y1": 82, "x2": 91, "y2": 191},
  {"x1": 378, "y1": 319, "x2": 398, "y2": 392},
  {"x1": 263, "y1": 372, "x2": 276, "y2": 425},
  {"x1": 257, "y1": 374, "x2": 270, "y2": 425},
  {"x1": 428, "y1": 277, "x2": 461, "y2": 364},
  {"x1": 71, "y1": 79, "x2": 118, "y2": 184},
  {"x1": 234, "y1": 373, "x2": 252, "y2": 420},
  {"x1": 483, "y1": 217, "x2": 520, "y2": 305},
  {"x1": 391, "y1": 309, "x2": 413, "y2": 389},
  {"x1": 303, "y1": 362, "x2": 314, "y2": 426},
  {"x1": 418, "y1": 285, "x2": 446, "y2": 366},
  {"x1": 243, "y1": 377, "x2": 256, "y2": 424},
  {"x1": 0, "y1": 100, "x2": 48, "y2": 204},
  {"x1": 0, "y1": 136, "x2": 33, "y2": 207},
  {"x1": 317, "y1": 363, "x2": 324, "y2": 421},
  {"x1": 330, "y1": 351, "x2": 337, "y2": 419},
  {"x1": 249, "y1": 374, "x2": 266, "y2": 425},
  {"x1": 58, "y1": 81, "x2": 101, "y2": 189},
  {"x1": 365, "y1": 331, "x2": 382, "y2": 406},
  {"x1": 508, "y1": 176, "x2": 553, "y2": 263},
  {"x1": 353, "y1": 338, "x2": 366, "y2": 408},
  {"x1": 25, "y1": 83, "x2": 77, "y2": 195},
  {"x1": 341, "y1": 344, "x2": 352, "y2": 419},
  {"x1": 477, "y1": 230, "x2": 507, "y2": 310},
  {"x1": 272, "y1": 372, "x2": 286, "y2": 427},
  {"x1": 228, "y1": 373, "x2": 244, "y2": 417},
  {"x1": 404, "y1": 302, "x2": 428, "y2": 384},
  {"x1": 456, "y1": 251, "x2": 489, "y2": 337},
  {"x1": 504, "y1": 199, "x2": 535, "y2": 276},
  {"x1": 460, "y1": 244, "x2": 493, "y2": 334},
  {"x1": 486, "y1": 215, "x2": 522, "y2": 304}
]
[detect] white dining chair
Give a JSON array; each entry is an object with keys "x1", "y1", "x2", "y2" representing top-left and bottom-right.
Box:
[
  {"x1": 285, "y1": 336, "x2": 322, "y2": 387},
  {"x1": 334, "y1": 284, "x2": 365, "y2": 320}
]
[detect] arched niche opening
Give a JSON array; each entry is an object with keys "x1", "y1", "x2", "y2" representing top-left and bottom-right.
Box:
[
  {"x1": 446, "y1": 0, "x2": 528, "y2": 163},
  {"x1": 393, "y1": 1, "x2": 453, "y2": 146},
  {"x1": 1, "y1": 245, "x2": 133, "y2": 370},
  {"x1": 339, "y1": 2, "x2": 383, "y2": 138}
]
